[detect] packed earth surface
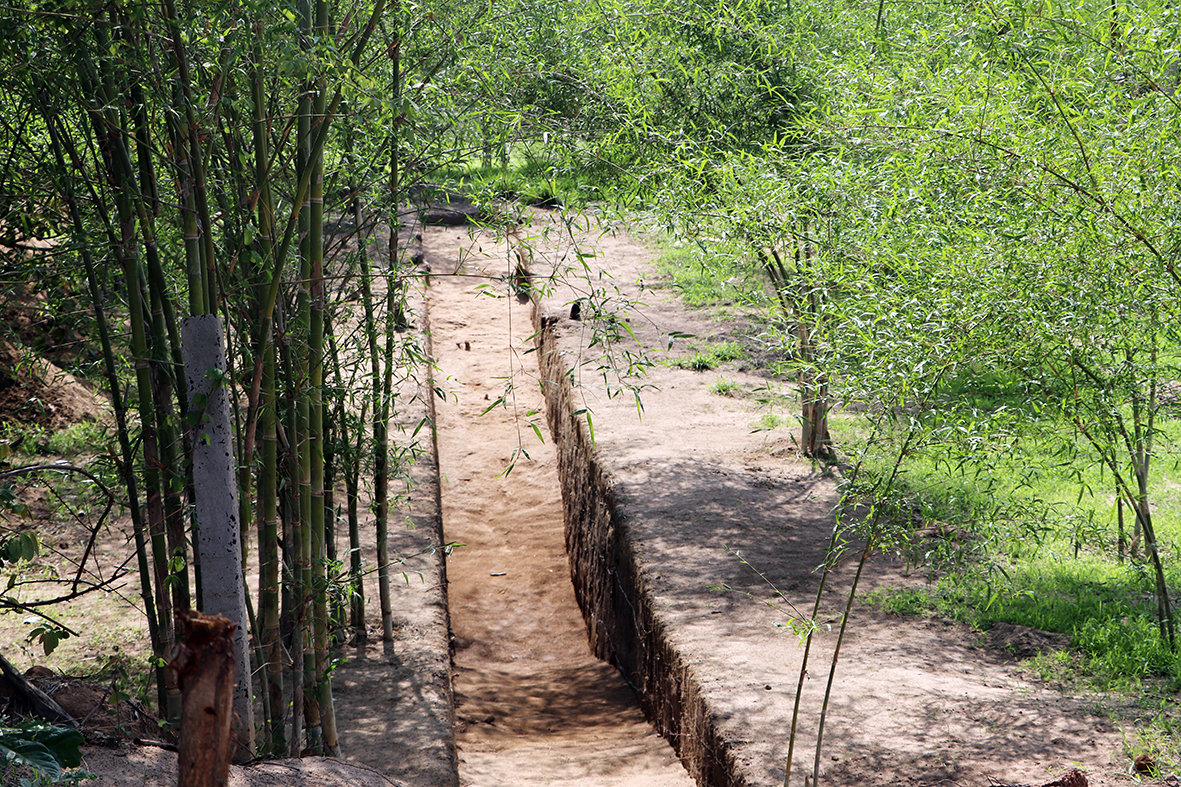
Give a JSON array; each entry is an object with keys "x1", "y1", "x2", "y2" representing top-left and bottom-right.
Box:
[{"x1": 0, "y1": 209, "x2": 1156, "y2": 787}]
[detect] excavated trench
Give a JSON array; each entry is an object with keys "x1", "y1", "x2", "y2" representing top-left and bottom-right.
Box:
[
  {"x1": 423, "y1": 226, "x2": 715, "y2": 787},
  {"x1": 528, "y1": 309, "x2": 745, "y2": 787}
]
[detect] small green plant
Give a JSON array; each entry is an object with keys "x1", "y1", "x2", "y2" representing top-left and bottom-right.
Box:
[
  {"x1": 711, "y1": 377, "x2": 741, "y2": 396},
  {"x1": 100, "y1": 653, "x2": 159, "y2": 712},
  {"x1": 25, "y1": 621, "x2": 72, "y2": 657},
  {"x1": 0, "y1": 721, "x2": 90, "y2": 785},
  {"x1": 753, "y1": 412, "x2": 785, "y2": 431},
  {"x1": 674, "y1": 340, "x2": 745, "y2": 372},
  {"x1": 0, "y1": 530, "x2": 38, "y2": 562}
]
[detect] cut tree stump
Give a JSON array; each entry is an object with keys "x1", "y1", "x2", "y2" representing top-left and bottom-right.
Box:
[{"x1": 171, "y1": 610, "x2": 237, "y2": 787}]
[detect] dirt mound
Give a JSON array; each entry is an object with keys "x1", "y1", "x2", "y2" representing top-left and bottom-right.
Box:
[
  {"x1": 0, "y1": 340, "x2": 107, "y2": 431},
  {"x1": 0, "y1": 666, "x2": 163, "y2": 744},
  {"x1": 987, "y1": 623, "x2": 1072, "y2": 661},
  {"x1": 29, "y1": 669, "x2": 163, "y2": 743}
]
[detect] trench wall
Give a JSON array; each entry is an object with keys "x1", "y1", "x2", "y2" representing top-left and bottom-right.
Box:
[{"x1": 531, "y1": 311, "x2": 746, "y2": 787}]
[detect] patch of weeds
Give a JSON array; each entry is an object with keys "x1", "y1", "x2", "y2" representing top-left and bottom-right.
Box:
[
  {"x1": 45, "y1": 421, "x2": 110, "y2": 456},
  {"x1": 1074, "y1": 615, "x2": 1181, "y2": 687},
  {"x1": 1023, "y1": 649, "x2": 1083, "y2": 686},
  {"x1": 0, "y1": 420, "x2": 110, "y2": 458},
  {"x1": 753, "y1": 412, "x2": 785, "y2": 431},
  {"x1": 881, "y1": 556, "x2": 1181, "y2": 689},
  {"x1": 711, "y1": 377, "x2": 741, "y2": 396},
  {"x1": 863, "y1": 586, "x2": 937, "y2": 617},
  {"x1": 675, "y1": 353, "x2": 712, "y2": 372},
  {"x1": 100, "y1": 652, "x2": 158, "y2": 710},
  {"x1": 675, "y1": 340, "x2": 745, "y2": 372}
]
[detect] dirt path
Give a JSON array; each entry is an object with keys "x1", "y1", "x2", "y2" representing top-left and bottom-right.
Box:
[{"x1": 424, "y1": 226, "x2": 695, "y2": 787}]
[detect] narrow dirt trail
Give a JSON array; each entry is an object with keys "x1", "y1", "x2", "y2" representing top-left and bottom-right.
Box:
[{"x1": 424, "y1": 226, "x2": 694, "y2": 787}]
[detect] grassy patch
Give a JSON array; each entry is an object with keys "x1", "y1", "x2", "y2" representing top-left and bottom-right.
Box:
[
  {"x1": 652, "y1": 243, "x2": 763, "y2": 309},
  {"x1": 711, "y1": 377, "x2": 741, "y2": 396},
  {"x1": 432, "y1": 151, "x2": 596, "y2": 209},
  {"x1": 0, "y1": 420, "x2": 111, "y2": 459},
  {"x1": 845, "y1": 402, "x2": 1181, "y2": 689},
  {"x1": 867, "y1": 566, "x2": 1181, "y2": 688},
  {"x1": 673, "y1": 340, "x2": 746, "y2": 372}
]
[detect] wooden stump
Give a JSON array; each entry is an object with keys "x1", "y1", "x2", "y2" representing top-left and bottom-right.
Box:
[{"x1": 172, "y1": 610, "x2": 237, "y2": 787}]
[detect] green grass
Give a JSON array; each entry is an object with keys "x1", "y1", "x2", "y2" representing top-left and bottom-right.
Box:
[
  {"x1": 847, "y1": 404, "x2": 1181, "y2": 688},
  {"x1": 431, "y1": 149, "x2": 597, "y2": 209},
  {"x1": 711, "y1": 377, "x2": 741, "y2": 396},
  {"x1": 0, "y1": 419, "x2": 111, "y2": 459},
  {"x1": 870, "y1": 572, "x2": 1181, "y2": 690},
  {"x1": 673, "y1": 340, "x2": 746, "y2": 371},
  {"x1": 652, "y1": 243, "x2": 764, "y2": 309}
]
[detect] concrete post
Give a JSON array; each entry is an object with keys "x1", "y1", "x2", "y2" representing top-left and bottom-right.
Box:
[{"x1": 182, "y1": 314, "x2": 256, "y2": 760}]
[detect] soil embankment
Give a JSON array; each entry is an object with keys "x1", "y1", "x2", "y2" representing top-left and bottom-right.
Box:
[{"x1": 525, "y1": 220, "x2": 1128, "y2": 787}]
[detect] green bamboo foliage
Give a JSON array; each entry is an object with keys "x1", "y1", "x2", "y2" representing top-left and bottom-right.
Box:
[
  {"x1": 12, "y1": 0, "x2": 424, "y2": 758},
  {"x1": 71, "y1": 22, "x2": 182, "y2": 719},
  {"x1": 378, "y1": 0, "x2": 404, "y2": 644},
  {"x1": 38, "y1": 96, "x2": 166, "y2": 720}
]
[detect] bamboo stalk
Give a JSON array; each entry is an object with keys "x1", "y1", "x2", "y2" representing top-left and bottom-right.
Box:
[
  {"x1": 309, "y1": 0, "x2": 339, "y2": 751},
  {"x1": 377, "y1": 0, "x2": 404, "y2": 644},
  {"x1": 41, "y1": 99, "x2": 165, "y2": 715},
  {"x1": 251, "y1": 24, "x2": 286, "y2": 754}
]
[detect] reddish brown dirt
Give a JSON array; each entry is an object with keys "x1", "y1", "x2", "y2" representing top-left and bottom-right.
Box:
[{"x1": 0, "y1": 339, "x2": 106, "y2": 431}]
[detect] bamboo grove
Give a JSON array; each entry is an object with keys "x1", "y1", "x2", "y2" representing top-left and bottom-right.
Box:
[{"x1": 0, "y1": 0, "x2": 478, "y2": 757}]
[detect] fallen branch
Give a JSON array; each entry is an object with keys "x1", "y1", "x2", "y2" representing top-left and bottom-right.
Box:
[{"x1": 0, "y1": 650, "x2": 77, "y2": 727}]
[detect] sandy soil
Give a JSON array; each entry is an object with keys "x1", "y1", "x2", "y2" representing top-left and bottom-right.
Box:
[{"x1": 425, "y1": 225, "x2": 695, "y2": 786}]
